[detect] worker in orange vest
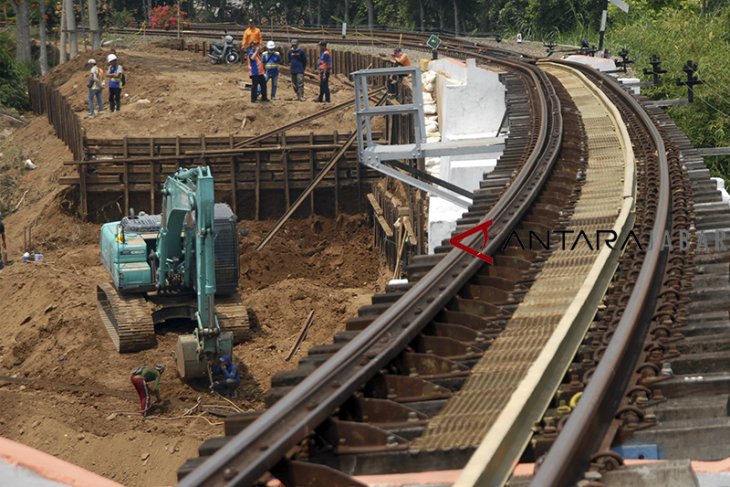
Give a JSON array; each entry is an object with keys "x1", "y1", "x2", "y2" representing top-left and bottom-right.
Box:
[
  {"x1": 248, "y1": 42, "x2": 268, "y2": 103},
  {"x1": 317, "y1": 40, "x2": 332, "y2": 103},
  {"x1": 242, "y1": 18, "x2": 262, "y2": 51}
]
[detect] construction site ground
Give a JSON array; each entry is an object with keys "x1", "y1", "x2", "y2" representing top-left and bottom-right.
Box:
[{"x1": 0, "y1": 40, "x2": 386, "y2": 486}]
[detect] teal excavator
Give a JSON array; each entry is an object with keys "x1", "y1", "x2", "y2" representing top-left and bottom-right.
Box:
[{"x1": 97, "y1": 166, "x2": 249, "y2": 380}]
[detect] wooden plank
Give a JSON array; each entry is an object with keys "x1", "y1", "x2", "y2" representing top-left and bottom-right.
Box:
[
  {"x1": 309, "y1": 132, "x2": 315, "y2": 215},
  {"x1": 255, "y1": 152, "x2": 261, "y2": 220},
  {"x1": 149, "y1": 138, "x2": 155, "y2": 213},
  {"x1": 334, "y1": 131, "x2": 339, "y2": 218},
  {"x1": 282, "y1": 151, "x2": 290, "y2": 208},
  {"x1": 79, "y1": 163, "x2": 88, "y2": 218},
  {"x1": 230, "y1": 156, "x2": 237, "y2": 215}
]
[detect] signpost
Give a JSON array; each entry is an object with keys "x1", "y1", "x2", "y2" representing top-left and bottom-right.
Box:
[
  {"x1": 426, "y1": 34, "x2": 441, "y2": 50},
  {"x1": 599, "y1": 0, "x2": 629, "y2": 51}
]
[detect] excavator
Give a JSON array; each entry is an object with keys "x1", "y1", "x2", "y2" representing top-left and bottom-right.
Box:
[{"x1": 97, "y1": 166, "x2": 249, "y2": 380}]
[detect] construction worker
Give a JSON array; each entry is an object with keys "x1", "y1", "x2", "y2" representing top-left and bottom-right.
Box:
[
  {"x1": 392, "y1": 47, "x2": 411, "y2": 67},
  {"x1": 106, "y1": 54, "x2": 124, "y2": 112},
  {"x1": 262, "y1": 40, "x2": 281, "y2": 100},
  {"x1": 211, "y1": 355, "x2": 240, "y2": 397},
  {"x1": 86, "y1": 58, "x2": 104, "y2": 116},
  {"x1": 242, "y1": 18, "x2": 262, "y2": 52},
  {"x1": 248, "y1": 42, "x2": 268, "y2": 102},
  {"x1": 317, "y1": 40, "x2": 332, "y2": 103},
  {"x1": 130, "y1": 364, "x2": 165, "y2": 417},
  {"x1": 288, "y1": 39, "x2": 306, "y2": 101}
]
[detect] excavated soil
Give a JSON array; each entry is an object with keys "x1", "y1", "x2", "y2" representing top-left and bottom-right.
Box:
[{"x1": 0, "y1": 41, "x2": 385, "y2": 487}]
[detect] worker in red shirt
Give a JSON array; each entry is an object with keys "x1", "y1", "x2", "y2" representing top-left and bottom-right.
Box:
[
  {"x1": 317, "y1": 41, "x2": 332, "y2": 103},
  {"x1": 130, "y1": 364, "x2": 165, "y2": 417}
]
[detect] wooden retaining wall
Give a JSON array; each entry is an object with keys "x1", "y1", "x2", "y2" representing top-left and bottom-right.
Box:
[
  {"x1": 27, "y1": 79, "x2": 85, "y2": 161},
  {"x1": 64, "y1": 131, "x2": 383, "y2": 222}
]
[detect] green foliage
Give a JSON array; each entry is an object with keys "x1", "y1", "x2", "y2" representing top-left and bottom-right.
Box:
[
  {"x1": 107, "y1": 8, "x2": 135, "y2": 28},
  {"x1": 0, "y1": 32, "x2": 31, "y2": 110},
  {"x1": 610, "y1": 9, "x2": 730, "y2": 180}
]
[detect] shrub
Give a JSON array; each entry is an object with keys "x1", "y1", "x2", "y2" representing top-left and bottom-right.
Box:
[
  {"x1": 149, "y1": 5, "x2": 186, "y2": 30},
  {"x1": 108, "y1": 8, "x2": 135, "y2": 28},
  {"x1": 0, "y1": 32, "x2": 31, "y2": 110}
]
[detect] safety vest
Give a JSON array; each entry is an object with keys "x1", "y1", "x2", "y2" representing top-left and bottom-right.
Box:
[
  {"x1": 319, "y1": 50, "x2": 332, "y2": 72},
  {"x1": 262, "y1": 51, "x2": 281, "y2": 75},
  {"x1": 248, "y1": 50, "x2": 264, "y2": 77}
]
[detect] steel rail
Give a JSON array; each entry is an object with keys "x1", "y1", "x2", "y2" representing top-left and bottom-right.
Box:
[
  {"x1": 530, "y1": 60, "x2": 671, "y2": 487},
  {"x1": 178, "y1": 56, "x2": 561, "y2": 487},
  {"x1": 108, "y1": 26, "x2": 526, "y2": 60}
]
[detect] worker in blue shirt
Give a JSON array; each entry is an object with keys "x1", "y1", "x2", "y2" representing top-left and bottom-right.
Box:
[
  {"x1": 248, "y1": 42, "x2": 268, "y2": 103},
  {"x1": 317, "y1": 40, "x2": 332, "y2": 103},
  {"x1": 262, "y1": 40, "x2": 282, "y2": 100},
  {"x1": 211, "y1": 355, "x2": 240, "y2": 397},
  {"x1": 288, "y1": 39, "x2": 307, "y2": 101}
]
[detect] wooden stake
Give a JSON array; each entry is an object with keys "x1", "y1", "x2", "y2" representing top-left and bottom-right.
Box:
[{"x1": 286, "y1": 310, "x2": 315, "y2": 362}]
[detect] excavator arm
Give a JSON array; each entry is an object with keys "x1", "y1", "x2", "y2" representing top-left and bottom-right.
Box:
[{"x1": 159, "y1": 167, "x2": 233, "y2": 379}]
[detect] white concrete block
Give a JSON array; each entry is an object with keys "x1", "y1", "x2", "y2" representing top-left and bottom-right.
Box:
[
  {"x1": 712, "y1": 177, "x2": 730, "y2": 205},
  {"x1": 564, "y1": 54, "x2": 617, "y2": 72},
  {"x1": 428, "y1": 195, "x2": 465, "y2": 253}
]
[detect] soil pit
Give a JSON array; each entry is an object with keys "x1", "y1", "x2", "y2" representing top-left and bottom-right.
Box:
[{"x1": 0, "y1": 112, "x2": 384, "y2": 485}]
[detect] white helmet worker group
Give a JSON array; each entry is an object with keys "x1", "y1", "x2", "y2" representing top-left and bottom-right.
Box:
[{"x1": 88, "y1": 54, "x2": 117, "y2": 64}]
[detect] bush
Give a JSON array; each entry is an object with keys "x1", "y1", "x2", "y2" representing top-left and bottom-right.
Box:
[
  {"x1": 0, "y1": 32, "x2": 31, "y2": 111},
  {"x1": 107, "y1": 8, "x2": 135, "y2": 28},
  {"x1": 149, "y1": 5, "x2": 186, "y2": 30}
]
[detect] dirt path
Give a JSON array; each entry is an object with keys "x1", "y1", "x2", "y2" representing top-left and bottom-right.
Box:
[{"x1": 49, "y1": 43, "x2": 357, "y2": 138}]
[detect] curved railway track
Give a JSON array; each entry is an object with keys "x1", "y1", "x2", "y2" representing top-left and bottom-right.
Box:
[{"x1": 152, "y1": 25, "x2": 691, "y2": 487}]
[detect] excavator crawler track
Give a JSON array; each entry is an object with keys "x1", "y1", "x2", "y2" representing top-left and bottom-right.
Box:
[
  {"x1": 216, "y1": 294, "x2": 251, "y2": 345},
  {"x1": 97, "y1": 282, "x2": 156, "y2": 352}
]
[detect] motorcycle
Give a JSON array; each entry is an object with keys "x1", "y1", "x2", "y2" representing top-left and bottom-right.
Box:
[{"x1": 209, "y1": 33, "x2": 240, "y2": 65}]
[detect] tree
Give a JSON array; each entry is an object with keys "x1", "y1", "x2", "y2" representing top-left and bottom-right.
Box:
[
  {"x1": 418, "y1": 0, "x2": 425, "y2": 32},
  {"x1": 59, "y1": 0, "x2": 67, "y2": 63},
  {"x1": 14, "y1": 0, "x2": 31, "y2": 63},
  {"x1": 88, "y1": 0, "x2": 101, "y2": 49},
  {"x1": 38, "y1": 0, "x2": 48, "y2": 75},
  {"x1": 452, "y1": 0, "x2": 459, "y2": 35},
  {"x1": 64, "y1": 0, "x2": 77, "y2": 58}
]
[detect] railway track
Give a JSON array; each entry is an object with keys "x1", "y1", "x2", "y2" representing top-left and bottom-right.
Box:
[
  {"x1": 143, "y1": 23, "x2": 707, "y2": 487},
  {"x1": 175, "y1": 32, "x2": 561, "y2": 487}
]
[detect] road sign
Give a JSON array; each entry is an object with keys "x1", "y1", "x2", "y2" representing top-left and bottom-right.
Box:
[
  {"x1": 609, "y1": 0, "x2": 629, "y2": 13},
  {"x1": 427, "y1": 34, "x2": 442, "y2": 50}
]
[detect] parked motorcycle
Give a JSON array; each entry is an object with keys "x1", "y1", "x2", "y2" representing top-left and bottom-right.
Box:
[{"x1": 209, "y1": 33, "x2": 240, "y2": 65}]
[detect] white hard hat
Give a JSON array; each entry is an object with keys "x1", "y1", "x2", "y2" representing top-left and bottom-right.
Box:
[
  {"x1": 266, "y1": 40, "x2": 276, "y2": 49},
  {"x1": 107, "y1": 54, "x2": 117, "y2": 62},
  {"x1": 88, "y1": 58, "x2": 96, "y2": 64}
]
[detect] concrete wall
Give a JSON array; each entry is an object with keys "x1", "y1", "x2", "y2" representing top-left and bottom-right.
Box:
[
  {"x1": 431, "y1": 58, "x2": 506, "y2": 141},
  {"x1": 426, "y1": 58, "x2": 506, "y2": 253}
]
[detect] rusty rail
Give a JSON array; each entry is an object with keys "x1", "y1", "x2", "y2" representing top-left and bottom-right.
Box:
[
  {"x1": 529, "y1": 60, "x2": 671, "y2": 486},
  {"x1": 177, "y1": 46, "x2": 560, "y2": 487}
]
